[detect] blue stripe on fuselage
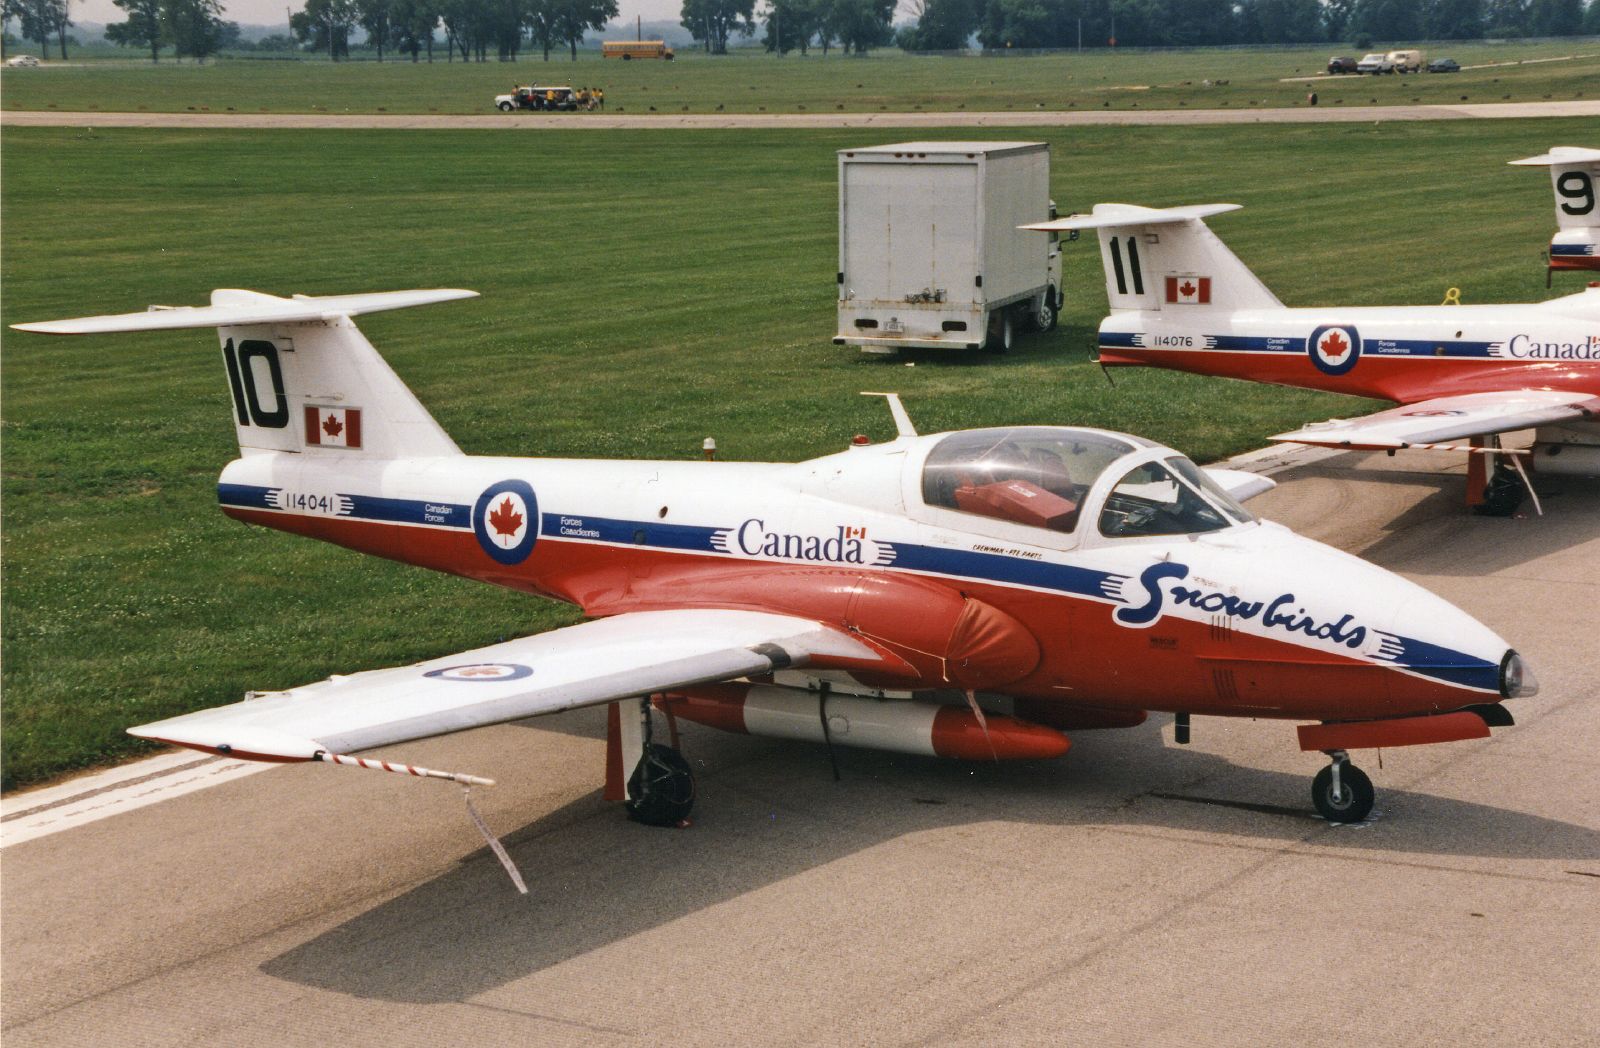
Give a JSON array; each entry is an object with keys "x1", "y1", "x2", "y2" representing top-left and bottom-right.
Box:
[{"x1": 1103, "y1": 331, "x2": 1500, "y2": 358}]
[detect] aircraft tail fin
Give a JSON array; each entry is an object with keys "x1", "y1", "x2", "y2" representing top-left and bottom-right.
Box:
[
  {"x1": 1024, "y1": 203, "x2": 1281, "y2": 313},
  {"x1": 13, "y1": 289, "x2": 473, "y2": 459},
  {"x1": 1510, "y1": 147, "x2": 1600, "y2": 274}
]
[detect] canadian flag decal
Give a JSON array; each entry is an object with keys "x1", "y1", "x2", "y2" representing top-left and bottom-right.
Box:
[
  {"x1": 304, "y1": 406, "x2": 362, "y2": 449},
  {"x1": 1164, "y1": 275, "x2": 1211, "y2": 305}
]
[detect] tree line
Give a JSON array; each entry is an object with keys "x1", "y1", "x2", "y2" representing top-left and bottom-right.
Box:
[{"x1": 899, "y1": 0, "x2": 1600, "y2": 50}]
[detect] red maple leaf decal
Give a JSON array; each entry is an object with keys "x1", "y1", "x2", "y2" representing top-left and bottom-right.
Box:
[
  {"x1": 1319, "y1": 330, "x2": 1349, "y2": 357},
  {"x1": 1179, "y1": 281, "x2": 1196, "y2": 298},
  {"x1": 321, "y1": 413, "x2": 343, "y2": 438},
  {"x1": 488, "y1": 497, "x2": 524, "y2": 538}
]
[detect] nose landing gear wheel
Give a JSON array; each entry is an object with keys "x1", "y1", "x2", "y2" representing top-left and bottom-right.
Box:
[
  {"x1": 1312, "y1": 758, "x2": 1374, "y2": 823},
  {"x1": 625, "y1": 743, "x2": 696, "y2": 827}
]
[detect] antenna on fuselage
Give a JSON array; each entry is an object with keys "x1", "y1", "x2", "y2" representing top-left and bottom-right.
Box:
[{"x1": 860, "y1": 392, "x2": 917, "y2": 438}]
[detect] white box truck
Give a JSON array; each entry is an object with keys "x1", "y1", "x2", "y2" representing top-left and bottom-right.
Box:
[{"x1": 834, "y1": 141, "x2": 1060, "y2": 354}]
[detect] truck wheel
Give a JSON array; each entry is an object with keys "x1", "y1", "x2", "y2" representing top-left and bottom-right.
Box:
[
  {"x1": 498, "y1": 101, "x2": 514, "y2": 112},
  {"x1": 985, "y1": 311, "x2": 1013, "y2": 354},
  {"x1": 1032, "y1": 288, "x2": 1058, "y2": 332}
]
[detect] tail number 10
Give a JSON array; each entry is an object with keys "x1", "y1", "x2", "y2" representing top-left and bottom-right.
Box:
[
  {"x1": 222, "y1": 338, "x2": 289, "y2": 428},
  {"x1": 1557, "y1": 171, "x2": 1594, "y2": 216}
]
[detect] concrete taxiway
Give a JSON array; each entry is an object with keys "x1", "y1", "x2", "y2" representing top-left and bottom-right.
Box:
[
  {"x1": 2, "y1": 98, "x2": 1598, "y2": 130},
  {"x1": 3, "y1": 448, "x2": 1597, "y2": 1047}
]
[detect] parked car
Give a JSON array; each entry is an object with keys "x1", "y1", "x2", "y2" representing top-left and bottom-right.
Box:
[
  {"x1": 494, "y1": 85, "x2": 589, "y2": 112},
  {"x1": 6, "y1": 54, "x2": 41, "y2": 67},
  {"x1": 1327, "y1": 56, "x2": 1359, "y2": 74},
  {"x1": 1387, "y1": 49, "x2": 1424, "y2": 73},
  {"x1": 1428, "y1": 57, "x2": 1461, "y2": 73},
  {"x1": 1357, "y1": 53, "x2": 1394, "y2": 74}
]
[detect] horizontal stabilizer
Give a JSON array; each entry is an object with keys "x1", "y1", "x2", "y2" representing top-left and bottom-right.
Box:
[
  {"x1": 1508, "y1": 146, "x2": 1600, "y2": 167},
  {"x1": 12, "y1": 288, "x2": 478, "y2": 335},
  {"x1": 1022, "y1": 203, "x2": 1242, "y2": 233}
]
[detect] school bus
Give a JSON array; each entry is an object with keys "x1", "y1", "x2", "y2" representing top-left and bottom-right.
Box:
[{"x1": 602, "y1": 41, "x2": 674, "y2": 60}]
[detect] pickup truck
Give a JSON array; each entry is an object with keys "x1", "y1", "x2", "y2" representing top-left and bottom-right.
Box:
[{"x1": 1356, "y1": 53, "x2": 1393, "y2": 74}]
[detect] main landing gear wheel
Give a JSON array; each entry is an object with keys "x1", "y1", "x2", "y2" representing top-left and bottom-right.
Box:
[
  {"x1": 625, "y1": 743, "x2": 696, "y2": 827},
  {"x1": 1473, "y1": 463, "x2": 1527, "y2": 517},
  {"x1": 1312, "y1": 756, "x2": 1374, "y2": 823},
  {"x1": 1031, "y1": 287, "x2": 1058, "y2": 332}
]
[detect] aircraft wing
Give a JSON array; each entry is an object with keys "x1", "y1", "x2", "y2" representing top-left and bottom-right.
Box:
[
  {"x1": 1270, "y1": 390, "x2": 1600, "y2": 450},
  {"x1": 128, "y1": 609, "x2": 884, "y2": 762}
]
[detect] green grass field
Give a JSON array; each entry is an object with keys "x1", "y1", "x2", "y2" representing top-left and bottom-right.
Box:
[
  {"x1": 1, "y1": 117, "x2": 1590, "y2": 789},
  {"x1": 2, "y1": 40, "x2": 1596, "y2": 114}
]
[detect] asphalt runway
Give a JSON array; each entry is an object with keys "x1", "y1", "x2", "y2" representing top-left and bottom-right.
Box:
[
  {"x1": 3, "y1": 447, "x2": 1598, "y2": 1047},
  {"x1": 3, "y1": 98, "x2": 1598, "y2": 130}
]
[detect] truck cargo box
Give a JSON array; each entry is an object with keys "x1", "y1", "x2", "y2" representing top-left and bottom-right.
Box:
[{"x1": 836, "y1": 141, "x2": 1060, "y2": 353}]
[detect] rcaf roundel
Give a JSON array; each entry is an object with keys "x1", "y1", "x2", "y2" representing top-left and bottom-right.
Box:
[
  {"x1": 424, "y1": 662, "x2": 533, "y2": 682},
  {"x1": 1307, "y1": 324, "x2": 1362, "y2": 376},
  {"x1": 473, "y1": 479, "x2": 538, "y2": 565}
]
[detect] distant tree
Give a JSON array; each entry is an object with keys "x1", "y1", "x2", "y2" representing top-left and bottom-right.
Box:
[
  {"x1": 163, "y1": 0, "x2": 225, "y2": 60},
  {"x1": 389, "y1": 0, "x2": 436, "y2": 59},
  {"x1": 106, "y1": 0, "x2": 161, "y2": 60},
  {"x1": 899, "y1": 0, "x2": 978, "y2": 50},
  {"x1": 356, "y1": 0, "x2": 393, "y2": 58},
  {"x1": 1585, "y1": 0, "x2": 1600, "y2": 33},
  {"x1": 1321, "y1": 0, "x2": 1358, "y2": 39},
  {"x1": 762, "y1": 0, "x2": 823, "y2": 53},
  {"x1": 254, "y1": 31, "x2": 297, "y2": 50},
  {"x1": 680, "y1": 0, "x2": 754, "y2": 54},
  {"x1": 1482, "y1": 0, "x2": 1529, "y2": 34},
  {"x1": 292, "y1": 0, "x2": 357, "y2": 59},
  {"x1": 1, "y1": 0, "x2": 19, "y2": 57},
  {"x1": 216, "y1": 19, "x2": 241, "y2": 48},
  {"x1": 1420, "y1": 0, "x2": 1484, "y2": 37},
  {"x1": 1237, "y1": 0, "x2": 1324, "y2": 43},
  {"x1": 525, "y1": 0, "x2": 558, "y2": 58},
  {"x1": 18, "y1": 0, "x2": 69, "y2": 59},
  {"x1": 1527, "y1": 0, "x2": 1583, "y2": 32},
  {"x1": 829, "y1": 0, "x2": 892, "y2": 52},
  {"x1": 554, "y1": 0, "x2": 615, "y2": 59},
  {"x1": 1349, "y1": 0, "x2": 1421, "y2": 40}
]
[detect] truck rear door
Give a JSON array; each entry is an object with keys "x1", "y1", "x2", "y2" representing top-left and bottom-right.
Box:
[{"x1": 843, "y1": 161, "x2": 978, "y2": 308}]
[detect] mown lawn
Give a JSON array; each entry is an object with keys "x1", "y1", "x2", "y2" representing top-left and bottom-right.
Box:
[
  {"x1": 0, "y1": 40, "x2": 1595, "y2": 114},
  {"x1": 1, "y1": 118, "x2": 1587, "y2": 788}
]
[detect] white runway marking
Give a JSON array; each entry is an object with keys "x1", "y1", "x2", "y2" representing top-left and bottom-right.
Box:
[{"x1": 1, "y1": 751, "x2": 274, "y2": 848}]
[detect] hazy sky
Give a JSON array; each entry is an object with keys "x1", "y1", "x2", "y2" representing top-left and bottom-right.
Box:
[{"x1": 72, "y1": 0, "x2": 690, "y2": 29}]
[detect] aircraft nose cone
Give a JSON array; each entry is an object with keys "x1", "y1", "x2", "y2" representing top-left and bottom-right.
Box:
[{"x1": 1501, "y1": 649, "x2": 1539, "y2": 699}]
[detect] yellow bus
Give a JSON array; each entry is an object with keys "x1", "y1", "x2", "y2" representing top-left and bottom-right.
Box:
[{"x1": 602, "y1": 41, "x2": 675, "y2": 61}]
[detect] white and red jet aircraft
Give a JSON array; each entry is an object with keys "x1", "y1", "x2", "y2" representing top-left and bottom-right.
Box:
[
  {"x1": 15, "y1": 290, "x2": 1539, "y2": 834},
  {"x1": 1510, "y1": 146, "x2": 1600, "y2": 279},
  {"x1": 1025, "y1": 204, "x2": 1600, "y2": 515}
]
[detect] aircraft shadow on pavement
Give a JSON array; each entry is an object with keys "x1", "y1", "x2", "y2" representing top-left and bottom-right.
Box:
[
  {"x1": 261, "y1": 721, "x2": 1599, "y2": 1004},
  {"x1": 1269, "y1": 460, "x2": 1600, "y2": 577}
]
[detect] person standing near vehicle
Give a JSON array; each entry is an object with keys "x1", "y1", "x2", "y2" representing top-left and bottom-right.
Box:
[{"x1": 597, "y1": 87, "x2": 605, "y2": 110}]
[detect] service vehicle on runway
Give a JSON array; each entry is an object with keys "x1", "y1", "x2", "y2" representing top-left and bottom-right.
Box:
[
  {"x1": 495, "y1": 85, "x2": 586, "y2": 112},
  {"x1": 1029, "y1": 203, "x2": 1600, "y2": 516},
  {"x1": 1511, "y1": 146, "x2": 1600, "y2": 279},
  {"x1": 13, "y1": 293, "x2": 1538, "y2": 868}
]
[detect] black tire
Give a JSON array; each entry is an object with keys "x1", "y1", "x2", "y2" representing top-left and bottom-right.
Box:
[
  {"x1": 1032, "y1": 288, "x2": 1058, "y2": 332},
  {"x1": 625, "y1": 743, "x2": 695, "y2": 827},
  {"x1": 622, "y1": 53, "x2": 631, "y2": 60},
  {"x1": 984, "y1": 310, "x2": 1014, "y2": 354},
  {"x1": 1472, "y1": 465, "x2": 1526, "y2": 517},
  {"x1": 1312, "y1": 762, "x2": 1375, "y2": 823},
  {"x1": 497, "y1": 101, "x2": 514, "y2": 112}
]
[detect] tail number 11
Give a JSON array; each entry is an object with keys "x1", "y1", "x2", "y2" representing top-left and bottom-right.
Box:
[{"x1": 222, "y1": 338, "x2": 289, "y2": 429}]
